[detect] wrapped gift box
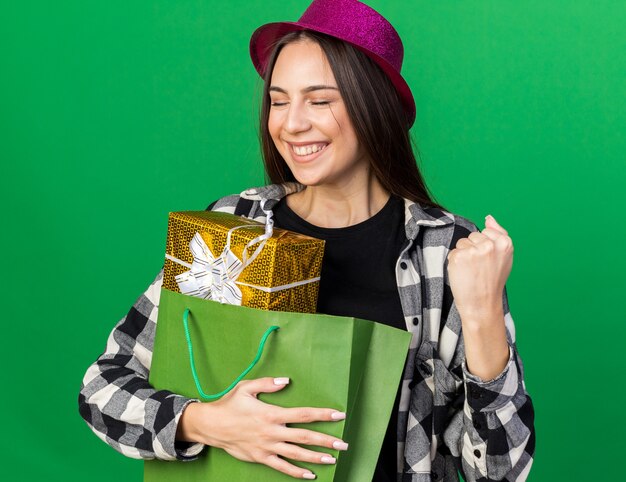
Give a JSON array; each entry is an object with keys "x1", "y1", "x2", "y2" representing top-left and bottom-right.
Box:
[{"x1": 163, "y1": 210, "x2": 325, "y2": 312}]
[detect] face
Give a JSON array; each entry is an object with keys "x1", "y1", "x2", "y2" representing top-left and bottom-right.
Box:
[{"x1": 267, "y1": 39, "x2": 371, "y2": 188}]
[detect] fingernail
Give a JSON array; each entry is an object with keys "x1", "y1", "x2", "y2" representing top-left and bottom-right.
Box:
[
  {"x1": 273, "y1": 377, "x2": 290, "y2": 385},
  {"x1": 331, "y1": 411, "x2": 346, "y2": 421},
  {"x1": 321, "y1": 455, "x2": 336, "y2": 464},
  {"x1": 333, "y1": 441, "x2": 349, "y2": 451},
  {"x1": 302, "y1": 472, "x2": 316, "y2": 480}
]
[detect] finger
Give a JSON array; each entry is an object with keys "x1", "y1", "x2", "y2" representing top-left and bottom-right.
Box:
[
  {"x1": 263, "y1": 454, "x2": 317, "y2": 480},
  {"x1": 468, "y1": 231, "x2": 488, "y2": 244},
  {"x1": 274, "y1": 442, "x2": 337, "y2": 465},
  {"x1": 494, "y1": 234, "x2": 514, "y2": 253},
  {"x1": 485, "y1": 215, "x2": 508, "y2": 235},
  {"x1": 479, "y1": 227, "x2": 505, "y2": 242},
  {"x1": 281, "y1": 427, "x2": 349, "y2": 451},
  {"x1": 455, "y1": 238, "x2": 473, "y2": 249},
  {"x1": 238, "y1": 377, "x2": 290, "y2": 397},
  {"x1": 279, "y1": 407, "x2": 346, "y2": 424}
]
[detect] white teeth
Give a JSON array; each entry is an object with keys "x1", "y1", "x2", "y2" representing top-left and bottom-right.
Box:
[{"x1": 293, "y1": 143, "x2": 326, "y2": 155}]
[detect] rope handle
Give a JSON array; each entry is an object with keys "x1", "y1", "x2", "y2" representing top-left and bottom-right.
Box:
[{"x1": 182, "y1": 308, "x2": 279, "y2": 400}]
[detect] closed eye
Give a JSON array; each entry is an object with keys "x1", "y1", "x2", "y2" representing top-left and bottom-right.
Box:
[{"x1": 270, "y1": 100, "x2": 330, "y2": 107}]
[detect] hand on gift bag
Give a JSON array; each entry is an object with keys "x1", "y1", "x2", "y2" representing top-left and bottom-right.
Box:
[{"x1": 177, "y1": 376, "x2": 348, "y2": 480}]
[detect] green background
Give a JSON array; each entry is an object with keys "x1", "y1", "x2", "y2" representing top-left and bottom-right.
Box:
[{"x1": 1, "y1": 1, "x2": 624, "y2": 480}]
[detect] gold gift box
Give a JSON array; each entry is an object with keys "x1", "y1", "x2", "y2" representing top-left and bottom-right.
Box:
[{"x1": 163, "y1": 211, "x2": 325, "y2": 312}]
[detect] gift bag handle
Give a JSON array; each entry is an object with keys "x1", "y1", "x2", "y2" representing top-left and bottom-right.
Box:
[{"x1": 182, "y1": 308, "x2": 280, "y2": 400}]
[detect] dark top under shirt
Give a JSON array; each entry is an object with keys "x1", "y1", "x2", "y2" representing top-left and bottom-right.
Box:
[{"x1": 272, "y1": 194, "x2": 408, "y2": 482}]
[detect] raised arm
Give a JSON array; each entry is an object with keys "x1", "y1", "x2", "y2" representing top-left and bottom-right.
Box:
[
  {"x1": 442, "y1": 286, "x2": 535, "y2": 481},
  {"x1": 443, "y1": 217, "x2": 535, "y2": 481}
]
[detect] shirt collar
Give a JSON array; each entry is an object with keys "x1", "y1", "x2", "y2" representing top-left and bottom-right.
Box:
[{"x1": 241, "y1": 182, "x2": 453, "y2": 240}]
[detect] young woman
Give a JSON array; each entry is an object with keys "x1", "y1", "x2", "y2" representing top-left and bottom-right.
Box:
[{"x1": 79, "y1": 1, "x2": 535, "y2": 481}]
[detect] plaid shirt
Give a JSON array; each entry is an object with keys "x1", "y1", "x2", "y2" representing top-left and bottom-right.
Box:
[{"x1": 79, "y1": 182, "x2": 535, "y2": 481}]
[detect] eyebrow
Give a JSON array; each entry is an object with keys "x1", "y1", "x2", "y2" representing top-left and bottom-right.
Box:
[{"x1": 269, "y1": 85, "x2": 339, "y2": 94}]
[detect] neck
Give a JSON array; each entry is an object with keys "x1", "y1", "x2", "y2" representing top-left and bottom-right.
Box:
[{"x1": 285, "y1": 172, "x2": 390, "y2": 228}]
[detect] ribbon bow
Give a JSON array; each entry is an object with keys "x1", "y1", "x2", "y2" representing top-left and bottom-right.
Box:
[
  {"x1": 170, "y1": 200, "x2": 275, "y2": 305},
  {"x1": 174, "y1": 232, "x2": 247, "y2": 304}
]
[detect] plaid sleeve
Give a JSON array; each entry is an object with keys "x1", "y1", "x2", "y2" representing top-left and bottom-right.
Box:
[
  {"x1": 78, "y1": 269, "x2": 205, "y2": 460},
  {"x1": 442, "y1": 221, "x2": 535, "y2": 481}
]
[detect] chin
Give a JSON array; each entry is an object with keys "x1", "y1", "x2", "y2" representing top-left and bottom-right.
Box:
[
  {"x1": 285, "y1": 167, "x2": 321, "y2": 187},
  {"x1": 291, "y1": 173, "x2": 327, "y2": 187}
]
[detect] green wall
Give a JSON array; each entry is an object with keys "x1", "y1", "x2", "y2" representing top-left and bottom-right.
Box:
[{"x1": 1, "y1": 1, "x2": 624, "y2": 480}]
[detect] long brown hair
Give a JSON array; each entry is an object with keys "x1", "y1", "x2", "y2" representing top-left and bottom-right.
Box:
[{"x1": 259, "y1": 30, "x2": 446, "y2": 210}]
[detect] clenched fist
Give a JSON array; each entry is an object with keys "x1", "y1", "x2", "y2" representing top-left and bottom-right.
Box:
[
  {"x1": 446, "y1": 214, "x2": 513, "y2": 380},
  {"x1": 447, "y1": 214, "x2": 513, "y2": 320}
]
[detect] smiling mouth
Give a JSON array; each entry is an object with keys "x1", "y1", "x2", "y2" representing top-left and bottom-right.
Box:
[{"x1": 288, "y1": 142, "x2": 329, "y2": 159}]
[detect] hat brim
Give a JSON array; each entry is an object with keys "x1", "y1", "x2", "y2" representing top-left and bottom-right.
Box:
[{"x1": 250, "y1": 21, "x2": 416, "y2": 127}]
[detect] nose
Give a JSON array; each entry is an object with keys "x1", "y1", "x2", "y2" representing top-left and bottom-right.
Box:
[{"x1": 283, "y1": 101, "x2": 311, "y2": 134}]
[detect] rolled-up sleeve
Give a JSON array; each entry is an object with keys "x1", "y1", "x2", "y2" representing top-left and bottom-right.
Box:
[{"x1": 444, "y1": 286, "x2": 535, "y2": 482}]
